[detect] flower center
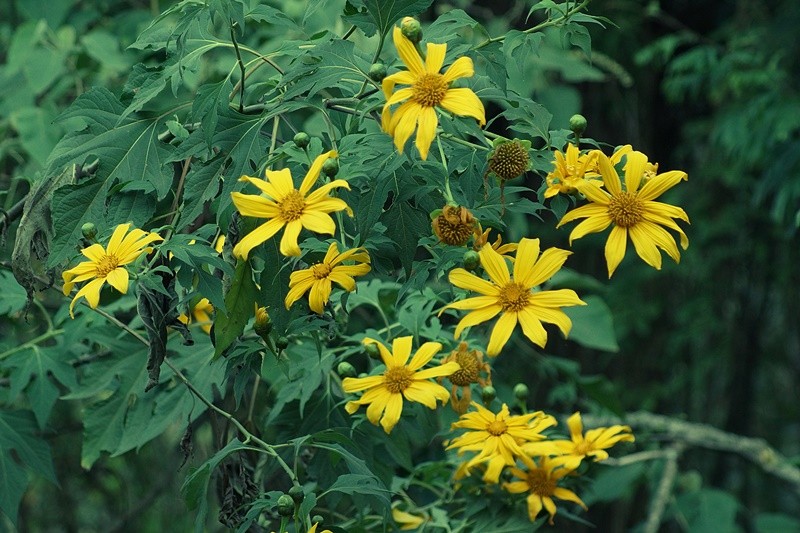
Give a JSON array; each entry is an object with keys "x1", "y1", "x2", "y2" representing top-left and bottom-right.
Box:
[
  {"x1": 448, "y1": 349, "x2": 481, "y2": 386},
  {"x1": 413, "y1": 73, "x2": 448, "y2": 107},
  {"x1": 311, "y1": 263, "x2": 332, "y2": 280},
  {"x1": 279, "y1": 190, "x2": 306, "y2": 221},
  {"x1": 573, "y1": 440, "x2": 593, "y2": 456},
  {"x1": 95, "y1": 254, "x2": 120, "y2": 278},
  {"x1": 527, "y1": 469, "x2": 557, "y2": 497},
  {"x1": 498, "y1": 282, "x2": 531, "y2": 312},
  {"x1": 486, "y1": 420, "x2": 508, "y2": 436},
  {"x1": 607, "y1": 191, "x2": 644, "y2": 228},
  {"x1": 490, "y1": 141, "x2": 530, "y2": 180},
  {"x1": 384, "y1": 366, "x2": 414, "y2": 394}
]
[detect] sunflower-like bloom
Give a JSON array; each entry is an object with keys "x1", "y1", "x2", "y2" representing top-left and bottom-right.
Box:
[
  {"x1": 544, "y1": 144, "x2": 600, "y2": 198},
  {"x1": 539, "y1": 412, "x2": 635, "y2": 470},
  {"x1": 446, "y1": 402, "x2": 557, "y2": 483},
  {"x1": 391, "y1": 506, "x2": 427, "y2": 531},
  {"x1": 503, "y1": 456, "x2": 587, "y2": 524},
  {"x1": 62, "y1": 223, "x2": 163, "y2": 317},
  {"x1": 440, "y1": 238, "x2": 585, "y2": 356},
  {"x1": 439, "y1": 342, "x2": 491, "y2": 414},
  {"x1": 284, "y1": 242, "x2": 371, "y2": 313},
  {"x1": 381, "y1": 26, "x2": 486, "y2": 160},
  {"x1": 343, "y1": 336, "x2": 460, "y2": 434},
  {"x1": 177, "y1": 297, "x2": 214, "y2": 334},
  {"x1": 231, "y1": 150, "x2": 351, "y2": 258},
  {"x1": 557, "y1": 150, "x2": 689, "y2": 277}
]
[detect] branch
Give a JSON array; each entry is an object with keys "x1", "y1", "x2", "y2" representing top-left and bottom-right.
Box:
[{"x1": 644, "y1": 443, "x2": 684, "y2": 533}]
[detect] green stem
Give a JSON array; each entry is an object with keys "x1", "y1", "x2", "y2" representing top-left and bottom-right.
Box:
[
  {"x1": 230, "y1": 23, "x2": 247, "y2": 112},
  {"x1": 440, "y1": 133, "x2": 490, "y2": 152},
  {"x1": 342, "y1": 24, "x2": 357, "y2": 40},
  {"x1": 436, "y1": 136, "x2": 455, "y2": 204},
  {"x1": 474, "y1": 0, "x2": 591, "y2": 50},
  {"x1": 355, "y1": 31, "x2": 386, "y2": 98},
  {"x1": 0, "y1": 329, "x2": 64, "y2": 361}
]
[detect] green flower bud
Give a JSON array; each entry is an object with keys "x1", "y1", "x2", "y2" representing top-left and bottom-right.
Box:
[
  {"x1": 288, "y1": 485, "x2": 305, "y2": 504},
  {"x1": 81, "y1": 222, "x2": 97, "y2": 240},
  {"x1": 253, "y1": 306, "x2": 272, "y2": 340},
  {"x1": 275, "y1": 336, "x2": 289, "y2": 351},
  {"x1": 276, "y1": 493, "x2": 295, "y2": 517},
  {"x1": 463, "y1": 250, "x2": 480, "y2": 271},
  {"x1": 368, "y1": 62, "x2": 387, "y2": 82},
  {"x1": 337, "y1": 361, "x2": 357, "y2": 378},
  {"x1": 322, "y1": 158, "x2": 339, "y2": 177},
  {"x1": 400, "y1": 17, "x2": 422, "y2": 43},
  {"x1": 513, "y1": 383, "x2": 529, "y2": 401},
  {"x1": 365, "y1": 343, "x2": 381, "y2": 360},
  {"x1": 481, "y1": 385, "x2": 496, "y2": 404},
  {"x1": 312, "y1": 515, "x2": 324, "y2": 524},
  {"x1": 293, "y1": 132, "x2": 310, "y2": 149},
  {"x1": 569, "y1": 114, "x2": 588, "y2": 136}
]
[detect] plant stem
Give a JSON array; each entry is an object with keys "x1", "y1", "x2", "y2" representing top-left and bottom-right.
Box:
[
  {"x1": 230, "y1": 23, "x2": 247, "y2": 112},
  {"x1": 0, "y1": 329, "x2": 64, "y2": 361},
  {"x1": 474, "y1": 0, "x2": 591, "y2": 50}
]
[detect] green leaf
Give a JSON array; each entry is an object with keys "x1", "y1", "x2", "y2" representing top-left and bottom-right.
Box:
[
  {"x1": 502, "y1": 95, "x2": 553, "y2": 144},
  {"x1": 755, "y1": 513, "x2": 800, "y2": 533},
  {"x1": 0, "y1": 271, "x2": 28, "y2": 315},
  {"x1": 563, "y1": 294, "x2": 619, "y2": 352},
  {"x1": 193, "y1": 79, "x2": 234, "y2": 148},
  {"x1": 8, "y1": 107, "x2": 61, "y2": 166},
  {"x1": 258, "y1": 239, "x2": 296, "y2": 336},
  {"x1": 381, "y1": 199, "x2": 428, "y2": 275},
  {"x1": 177, "y1": 155, "x2": 226, "y2": 231},
  {"x1": 321, "y1": 473, "x2": 390, "y2": 503},
  {"x1": 673, "y1": 488, "x2": 740, "y2": 533},
  {"x1": 0, "y1": 410, "x2": 56, "y2": 483},
  {"x1": 48, "y1": 178, "x2": 108, "y2": 268},
  {"x1": 105, "y1": 189, "x2": 157, "y2": 228},
  {"x1": 344, "y1": 0, "x2": 434, "y2": 37},
  {"x1": 0, "y1": 447, "x2": 27, "y2": 527},
  {"x1": 582, "y1": 463, "x2": 645, "y2": 505},
  {"x1": 280, "y1": 39, "x2": 371, "y2": 100},
  {"x1": 213, "y1": 259, "x2": 256, "y2": 358}
]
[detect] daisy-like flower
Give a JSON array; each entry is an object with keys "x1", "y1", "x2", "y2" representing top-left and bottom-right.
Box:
[
  {"x1": 343, "y1": 336, "x2": 460, "y2": 434},
  {"x1": 439, "y1": 342, "x2": 491, "y2": 414},
  {"x1": 557, "y1": 150, "x2": 689, "y2": 277},
  {"x1": 446, "y1": 402, "x2": 558, "y2": 483},
  {"x1": 284, "y1": 242, "x2": 371, "y2": 313},
  {"x1": 178, "y1": 297, "x2": 214, "y2": 334},
  {"x1": 231, "y1": 150, "x2": 351, "y2": 258},
  {"x1": 504, "y1": 455, "x2": 587, "y2": 524},
  {"x1": 62, "y1": 223, "x2": 163, "y2": 317},
  {"x1": 392, "y1": 505, "x2": 427, "y2": 531},
  {"x1": 440, "y1": 238, "x2": 585, "y2": 356},
  {"x1": 541, "y1": 412, "x2": 635, "y2": 470},
  {"x1": 544, "y1": 144, "x2": 600, "y2": 198},
  {"x1": 381, "y1": 26, "x2": 486, "y2": 160}
]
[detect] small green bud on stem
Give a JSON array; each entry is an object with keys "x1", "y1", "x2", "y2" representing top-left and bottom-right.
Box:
[
  {"x1": 293, "y1": 132, "x2": 310, "y2": 149},
  {"x1": 368, "y1": 62, "x2": 387, "y2": 82},
  {"x1": 322, "y1": 158, "x2": 339, "y2": 177},
  {"x1": 401, "y1": 17, "x2": 422, "y2": 43}
]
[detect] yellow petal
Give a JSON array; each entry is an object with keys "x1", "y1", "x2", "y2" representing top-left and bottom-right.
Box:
[
  {"x1": 265, "y1": 168, "x2": 295, "y2": 197},
  {"x1": 104, "y1": 267, "x2": 129, "y2": 294},
  {"x1": 413, "y1": 362, "x2": 460, "y2": 381},
  {"x1": 425, "y1": 42, "x2": 447, "y2": 73},
  {"x1": 106, "y1": 223, "x2": 131, "y2": 255},
  {"x1": 70, "y1": 278, "x2": 106, "y2": 317},
  {"x1": 441, "y1": 295, "x2": 501, "y2": 313},
  {"x1": 568, "y1": 213, "x2": 613, "y2": 244},
  {"x1": 448, "y1": 268, "x2": 499, "y2": 296},
  {"x1": 558, "y1": 202, "x2": 607, "y2": 228},
  {"x1": 279, "y1": 220, "x2": 302, "y2": 257},
  {"x1": 284, "y1": 277, "x2": 314, "y2": 309},
  {"x1": 389, "y1": 100, "x2": 421, "y2": 154},
  {"x1": 300, "y1": 150, "x2": 338, "y2": 196},
  {"x1": 233, "y1": 218, "x2": 284, "y2": 259},
  {"x1": 453, "y1": 305, "x2": 502, "y2": 339},
  {"x1": 513, "y1": 238, "x2": 540, "y2": 283},
  {"x1": 623, "y1": 150, "x2": 648, "y2": 193},
  {"x1": 391, "y1": 336, "x2": 413, "y2": 366},
  {"x1": 392, "y1": 26, "x2": 424, "y2": 76},
  {"x1": 239, "y1": 175, "x2": 281, "y2": 200},
  {"x1": 628, "y1": 224, "x2": 662, "y2": 270},
  {"x1": 638, "y1": 170, "x2": 688, "y2": 201},
  {"x1": 380, "y1": 393, "x2": 404, "y2": 433},
  {"x1": 385, "y1": 87, "x2": 415, "y2": 107},
  {"x1": 407, "y1": 341, "x2": 442, "y2": 371},
  {"x1": 300, "y1": 211, "x2": 336, "y2": 235},
  {"x1": 442, "y1": 56, "x2": 474, "y2": 83},
  {"x1": 598, "y1": 152, "x2": 622, "y2": 196},
  {"x1": 308, "y1": 279, "x2": 331, "y2": 313},
  {"x1": 342, "y1": 374, "x2": 385, "y2": 393},
  {"x1": 604, "y1": 225, "x2": 628, "y2": 277},
  {"x1": 525, "y1": 305, "x2": 574, "y2": 337},
  {"x1": 81, "y1": 243, "x2": 107, "y2": 262},
  {"x1": 521, "y1": 247, "x2": 572, "y2": 288},
  {"x1": 415, "y1": 106, "x2": 438, "y2": 160},
  {"x1": 439, "y1": 88, "x2": 486, "y2": 125},
  {"x1": 487, "y1": 312, "x2": 517, "y2": 356},
  {"x1": 328, "y1": 271, "x2": 356, "y2": 292},
  {"x1": 478, "y1": 244, "x2": 510, "y2": 286},
  {"x1": 231, "y1": 192, "x2": 280, "y2": 218},
  {"x1": 382, "y1": 71, "x2": 416, "y2": 99},
  {"x1": 517, "y1": 307, "x2": 548, "y2": 348}
]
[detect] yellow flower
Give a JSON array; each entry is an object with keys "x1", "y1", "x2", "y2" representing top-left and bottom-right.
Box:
[
  {"x1": 392, "y1": 506, "x2": 427, "y2": 530},
  {"x1": 503, "y1": 456, "x2": 587, "y2": 525},
  {"x1": 62, "y1": 223, "x2": 162, "y2": 317},
  {"x1": 472, "y1": 226, "x2": 517, "y2": 260},
  {"x1": 544, "y1": 144, "x2": 600, "y2": 198},
  {"x1": 557, "y1": 150, "x2": 689, "y2": 277},
  {"x1": 177, "y1": 297, "x2": 214, "y2": 334},
  {"x1": 381, "y1": 26, "x2": 486, "y2": 160},
  {"x1": 284, "y1": 242, "x2": 371, "y2": 314},
  {"x1": 343, "y1": 336, "x2": 460, "y2": 434},
  {"x1": 231, "y1": 150, "x2": 351, "y2": 258},
  {"x1": 440, "y1": 238, "x2": 585, "y2": 356},
  {"x1": 214, "y1": 234, "x2": 225, "y2": 253},
  {"x1": 439, "y1": 342, "x2": 491, "y2": 414},
  {"x1": 307, "y1": 523, "x2": 332, "y2": 533},
  {"x1": 542, "y1": 412, "x2": 634, "y2": 470},
  {"x1": 446, "y1": 402, "x2": 557, "y2": 483}
]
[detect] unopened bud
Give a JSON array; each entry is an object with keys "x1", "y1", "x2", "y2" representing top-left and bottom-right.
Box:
[
  {"x1": 481, "y1": 385, "x2": 496, "y2": 404},
  {"x1": 81, "y1": 222, "x2": 97, "y2": 240},
  {"x1": 293, "y1": 132, "x2": 310, "y2": 148},
  {"x1": 322, "y1": 158, "x2": 339, "y2": 177},
  {"x1": 463, "y1": 250, "x2": 480, "y2": 271},
  {"x1": 253, "y1": 306, "x2": 272, "y2": 339},
  {"x1": 337, "y1": 361, "x2": 357, "y2": 378},
  {"x1": 368, "y1": 62, "x2": 387, "y2": 82},
  {"x1": 288, "y1": 485, "x2": 305, "y2": 504},
  {"x1": 312, "y1": 515, "x2": 324, "y2": 524},
  {"x1": 400, "y1": 17, "x2": 422, "y2": 43},
  {"x1": 365, "y1": 343, "x2": 381, "y2": 360},
  {"x1": 276, "y1": 493, "x2": 295, "y2": 516},
  {"x1": 569, "y1": 114, "x2": 587, "y2": 136},
  {"x1": 513, "y1": 383, "x2": 529, "y2": 401},
  {"x1": 275, "y1": 336, "x2": 289, "y2": 351}
]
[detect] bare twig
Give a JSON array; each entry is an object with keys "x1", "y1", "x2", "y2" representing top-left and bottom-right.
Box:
[{"x1": 644, "y1": 443, "x2": 685, "y2": 533}]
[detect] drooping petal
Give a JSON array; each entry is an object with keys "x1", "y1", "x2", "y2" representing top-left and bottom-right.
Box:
[
  {"x1": 233, "y1": 218, "x2": 284, "y2": 259},
  {"x1": 487, "y1": 312, "x2": 517, "y2": 356},
  {"x1": 525, "y1": 305, "x2": 574, "y2": 337},
  {"x1": 568, "y1": 213, "x2": 613, "y2": 244},
  {"x1": 403, "y1": 381, "x2": 444, "y2": 408},
  {"x1": 279, "y1": 220, "x2": 303, "y2": 257},
  {"x1": 300, "y1": 211, "x2": 337, "y2": 235},
  {"x1": 238, "y1": 175, "x2": 281, "y2": 200},
  {"x1": 69, "y1": 278, "x2": 106, "y2": 317},
  {"x1": 525, "y1": 494, "x2": 544, "y2": 522},
  {"x1": 453, "y1": 305, "x2": 502, "y2": 339},
  {"x1": 643, "y1": 200, "x2": 690, "y2": 223},
  {"x1": 300, "y1": 150, "x2": 338, "y2": 196},
  {"x1": 628, "y1": 224, "x2": 662, "y2": 270},
  {"x1": 392, "y1": 26, "x2": 424, "y2": 76},
  {"x1": 284, "y1": 277, "x2": 315, "y2": 309},
  {"x1": 380, "y1": 393, "x2": 404, "y2": 433},
  {"x1": 308, "y1": 279, "x2": 331, "y2": 313},
  {"x1": 365, "y1": 389, "x2": 390, "y2": 424},
  {"x1": 604, "y1": 225, "x2": 628, "y2": 277},
  {"x1": 415, "y1": 106, "x2": 438, "y2": 160},
  {"x1": 636, "y1": 220, "x2": 681, "y2": 263},
  {"x1": 104, "y1": 268, "x2": 129, "y2": 294},
  {"x1": 517, "y1": 307, "x2": 548, "y2": 348},
  {"x1": 328, "y1": 271, "x2": 356, "y2": 291},
  {"x1": 439, "y1": 88, "x2": 486, "y2": 125},
  {"x1": 390, "y1": 101, "x2": 422, "y2": 153},
  {"x1": 442, "y1": 56, "x2": 474, "y2": 83}
]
